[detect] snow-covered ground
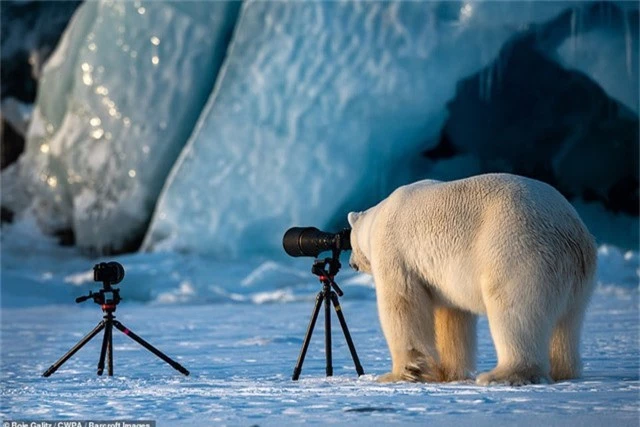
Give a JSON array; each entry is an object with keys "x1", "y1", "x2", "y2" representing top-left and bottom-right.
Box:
[{"x1": 0, "y1": 220, "x2": 638, "y2": 426}]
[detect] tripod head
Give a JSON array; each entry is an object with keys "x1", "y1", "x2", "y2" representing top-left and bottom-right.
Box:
[
  {"x1": 75, "y1": 287, "x2": 122, "y2": 312},
  {"x1": 311, "y1": 248, "x2": 344, "y2": 296}
]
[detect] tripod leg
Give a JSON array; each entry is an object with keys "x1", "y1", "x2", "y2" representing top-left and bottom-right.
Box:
[
  {"x1": 97, "y1": 321, "x2": 110, "y2": 376},
  {"x1": 325, "y1": 291, "x2": 333, "y2": 377},
  {"x1": 106, "y1": 321, "x2": 114, "y2": 376},
  {"x1": 112, "y1": 320, "x2": 189, "y2": 376},
  {"x1": 292, "y1": 291, "x2": 324, "y2": 380},
  {"x1": 330, "y1": 292, "x2": 365, "y2": 376},
  {"x1": 43, "y1": 321, "x2": 106, "y2": 377}
]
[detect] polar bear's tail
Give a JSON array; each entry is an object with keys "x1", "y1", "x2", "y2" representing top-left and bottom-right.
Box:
[{"x1": 549, "y1": 229, "x2": 597, "y2": 381}]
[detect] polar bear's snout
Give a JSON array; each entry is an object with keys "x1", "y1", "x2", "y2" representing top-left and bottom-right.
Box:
[
  {"x1": 347, "y1": 210, "x2": 373, "y2": 274},
  {"x1": 348, "y1": 253, "x2": 371, "y2": 273}
]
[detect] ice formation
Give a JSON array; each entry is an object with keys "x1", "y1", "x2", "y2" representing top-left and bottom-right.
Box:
[
  {"x1": 433, "y1": 3, "x2": 638, "y2": 229},
  {"x1": 0, "y1": 0, "x2": 81, "y2": 100},
  {"x1": 555, "y1": 3, "x2": 639, "y2": 114},
  {"x1": 3, "y1": 1, "x2": 638, "y2": 257},
  {"x1": 144, "y1": 1, "x2": 602, "y2": 257},
  {"x1": 4, "y1": 0, "x2": 239, "y2": 253}
]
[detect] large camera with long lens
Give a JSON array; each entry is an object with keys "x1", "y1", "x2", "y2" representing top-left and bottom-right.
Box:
[
  {"x1": 282, "y1": 226, "x2": 364, "y2": 380},
  {"x1": 93, "y1": 261, "x2": 125, "y2": 285},
  {"x1": 282, "y1": 227, "x2": 351, "y2": 258}
]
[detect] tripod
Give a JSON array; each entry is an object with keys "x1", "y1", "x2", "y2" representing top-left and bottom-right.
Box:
[
  {"x1": 292, "y1": 249, "x2": 364, "y2": 380},
  {"x1": 43, "y1": 281, "x2": 189, "y2": 377}
]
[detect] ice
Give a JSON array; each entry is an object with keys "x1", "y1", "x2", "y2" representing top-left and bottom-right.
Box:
[
  {"x1": 432, "y1": 2, "x2": 638, "y2": 250},
  {"x1": 143, "y1": 1, "x2": 591, "y2": 257},
  {"x1": 4, "y1": 1, "x2": 637, "y2": 257},
  {"x1": 4, "y1": 0, "x2": 239, "y2": 253},
  {"x1": 0, "y1": 1, "x2": 81, "y2": 98},
  {"x1": 555, "y1": 4, "x2": 639, "y2": 113},
  {"x1": 0, "y1": 98, "x2": 32, "y2": 135}
]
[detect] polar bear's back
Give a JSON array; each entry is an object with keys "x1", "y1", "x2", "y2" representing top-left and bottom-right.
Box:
[{"x1": 375, "y1": 173, "x2": 596, "y2": 313}]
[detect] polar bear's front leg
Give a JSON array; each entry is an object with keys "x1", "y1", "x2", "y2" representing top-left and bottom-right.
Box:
[
  {"x1": 374, "y1": 265, "x2": 442, "y2": 382},
  {"x1": 434, "y1": 306, "x2": 477, "y2": 381}
]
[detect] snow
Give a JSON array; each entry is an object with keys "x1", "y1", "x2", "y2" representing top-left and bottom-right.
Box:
[
  {"x1": 1, "y1": 218, "x2": 638, "y2": 426},
  {"x1": 1, "y1": 282, "x2": 638, "y2": 426},
  {"x1": 0, "y1": 297, "x2": 637, "y2": 426}
]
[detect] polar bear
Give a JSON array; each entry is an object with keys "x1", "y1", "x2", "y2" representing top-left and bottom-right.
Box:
[{"x1": 348, "y1": 173, "x2": 596, "y2": 385}]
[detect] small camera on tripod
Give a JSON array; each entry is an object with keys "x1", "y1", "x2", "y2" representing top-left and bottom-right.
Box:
[
  {"x1": 93, "y1": 261, "x2": 125, "y2": 285},
  {"x1": 43, "y1": 261, "x2": 189, "y2": 378}
]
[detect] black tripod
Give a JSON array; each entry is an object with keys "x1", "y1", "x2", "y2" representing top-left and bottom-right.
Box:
[
  {"x1": 292, "y1": 249, "x2": 364, "y2": 380},
  {"x1": 43, "y1": 279, "x2": 189, "y2": 377}
]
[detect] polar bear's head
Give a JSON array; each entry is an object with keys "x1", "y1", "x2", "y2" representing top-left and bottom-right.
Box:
[{"x1": 347, "y1": 211, "x2": 372, "y2": 274}]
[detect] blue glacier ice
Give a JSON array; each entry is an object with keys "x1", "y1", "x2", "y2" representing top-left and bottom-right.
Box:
[
  {"x1": 143, "y1": 1, "x2": 629, "y2": 257},
  {"x1": 554, "y1": 3, "x2": 638, "y2": 113},
  {"x1": 3, "y1": 0, "x2": 239, "y2": 253},
  {"x1": 3, "y1": 1, "x2": 637, "y2": 257},
  {"x1": 432, "y1": 2, "x2": 638, "y2": 249}
]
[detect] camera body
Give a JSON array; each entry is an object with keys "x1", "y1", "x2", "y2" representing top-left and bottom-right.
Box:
[
  {"x1": 93, "y1": 261, "x2": 125, "y2": 285},
  {"x1": 283, "y1": 227, "x2": 351, "y2": 258}
]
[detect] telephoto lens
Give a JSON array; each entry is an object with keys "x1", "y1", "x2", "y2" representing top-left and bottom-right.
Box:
[{"x1": 282, "y1": 227, "x2": 351, "y2": 258}]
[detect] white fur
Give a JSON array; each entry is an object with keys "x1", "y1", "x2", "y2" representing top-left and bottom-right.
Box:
[{"x1": 348, "y1": 173, "x2": 596, "y2": 385}]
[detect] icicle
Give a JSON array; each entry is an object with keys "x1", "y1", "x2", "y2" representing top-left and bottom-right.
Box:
[
  {"x1": 570, "y1": 7, "x2": 577, "y2": 56},
  {"x1": 478, "y1": 67, "x2": 485, "y2": 103},
  {"x1": 485, "y1": 63, "x2": 493, "y2": 103},
  {"x1": 624, "y1": 10, "x2": 632, "y2": 79},
  {"x1": 495, "y1": 50, "x2": 504, "y2": 95}
]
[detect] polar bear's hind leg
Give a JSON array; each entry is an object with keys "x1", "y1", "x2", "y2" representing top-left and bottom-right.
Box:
[
  {"x1": 477, "y1": 275, "x2": 557, "y2": 386},
  {"x1": 549, "y1": 305, "x2": 584, "y2": 381},
  {"x1": 549, "y1": 275, "x2": 594, "y2": 381}
]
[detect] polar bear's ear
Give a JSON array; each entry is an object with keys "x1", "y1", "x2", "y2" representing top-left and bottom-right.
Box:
[{"x1": 347, "y1": 211, "x2": 360, "y2": 227}]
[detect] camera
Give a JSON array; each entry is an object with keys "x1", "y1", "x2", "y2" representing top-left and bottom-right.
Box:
[
  {"x1": 282, "y1": 226, "x2": 364, "y2": 379},
  {"x1": 282, "y1": 227, "x2": 351, "y2": 258},
  {"x1": 93, "y1": 261, "x2": 125, "y2": 285}
]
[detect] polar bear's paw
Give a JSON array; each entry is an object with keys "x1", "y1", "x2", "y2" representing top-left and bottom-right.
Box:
[
  {"x1": 376, "y1": 355, "x2": 446, "y2": 383},
  {"x1": 476, "y1": 366, "x2": 551, "y2": 386},
  {"x1": 376, "y1": 368, "x2": 445, "y2": 383},
  {"x1": 439, "y1": 366, "x2": 474, "y2": 382},
  {"x1": 376, "y1": 372, "x2": 403, "y2": 383}
]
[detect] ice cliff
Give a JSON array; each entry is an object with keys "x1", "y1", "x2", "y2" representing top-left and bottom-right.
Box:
[
  {"x1": 2, "y1": 1, "x2": 637, "y2": 257},
  {"x1": 3, "y1": 0, "x2": 239, "y2": 252}
]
